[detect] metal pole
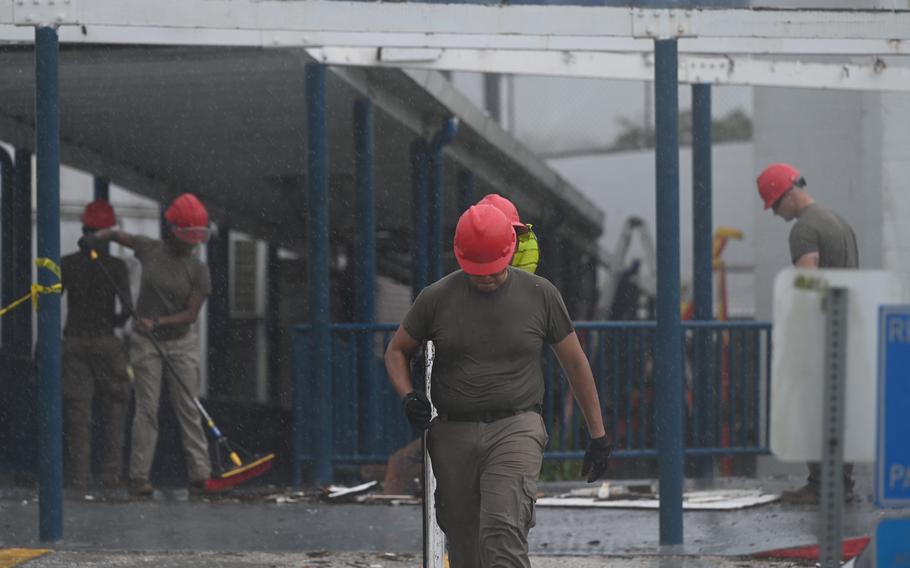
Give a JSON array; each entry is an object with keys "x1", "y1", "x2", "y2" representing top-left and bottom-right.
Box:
[
  {"x1": 820, "y1": 288, "x2": 847, "y2": 568},
  {"x1": 8, "y1": 148, "x2": 33, "y2": 478},
  {"x1": 354, "y1": 98, "x2": 380, "y2": 455},
  {"x1": 692, "y1": 83, "x2": 715, "y2": 480},
  {"x1": 306, "y1": 63, "x2": 332, "y2": 485},
  {"x1": 206, "y1": 227, "x2": 231, "y2": 395},
  {"x1": 428, "y1": 119, "x2": 458, "y2": 284},
  {"x1": 35, "y1": 24, "x2": 63, "y2": 542},
  {"x1": 411, "y1": 139, "x2": 429, "y2": 299},
  {"x1": 0, "y1": 147, "x2": 13, "y2": 349},
  {"x1": 93, "y1": 176, "x2": 109, "y2": 202},
  {"x1": 457, "y1": 170, "x2": 476, "y2": 215},
  {"x1": 654, "y1": 37, "x2": 684, "y2": 546}
]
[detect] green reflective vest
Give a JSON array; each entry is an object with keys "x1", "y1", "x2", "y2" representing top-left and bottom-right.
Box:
[{"x1": 512, "y1": 227, "x2": 540, "y2": 274}]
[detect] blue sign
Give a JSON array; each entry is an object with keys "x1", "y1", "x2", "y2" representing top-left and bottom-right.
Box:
[
  {"x1": 877, "y1": 306, "x2": 910, "y2": 508},
  {"x1": 876, "y1": 517, "x2": 910, "y2": 567}
]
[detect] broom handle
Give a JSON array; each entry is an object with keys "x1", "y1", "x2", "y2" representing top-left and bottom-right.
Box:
[{"x1": 88, "y1": 249, "x2": 226, "y2": 439}]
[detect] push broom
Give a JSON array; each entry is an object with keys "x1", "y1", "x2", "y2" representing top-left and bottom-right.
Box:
[{"x1": 87, "y1": 248, "x2": 275, "y2": 492}]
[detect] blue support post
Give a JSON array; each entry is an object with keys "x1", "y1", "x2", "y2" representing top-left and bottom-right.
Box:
[
  {"x1": 353, "y1": 98, "x2": 380, "y2": 454},
  {"x1": 0, "y1": 148, "x2": 13, "y2": 467},
  {"x1": 428, "y1": 118, "x2": 458, "y2": 284},
  {"x1": 93, "y1": 176, "x2": 109, "y2": 202},
  {"x1": 411, "y1": 139, "x2": 429, "y2": 298},
  {"x1": 457, "y1": 170, "x2": 476, "y2": 215},
  {"x1": 0, "y1": 147, "x2": 13, "y2": 349},
  {"x1": 692, "y1": 83, "x2": 716, "y2": 479},
  {"x1": 306, "y1": 63, "x2": 332, "y2": 485},
  {"x1": 6, "y1": 149, "x2": 33, "y2": 477},
  {"x1": 654, "y1": 38, "x2": 684, "y2": 546},
  {"x1": 206, "y1": 226, "x2": 231, "y2": 395},
  {"x1": 35, "y1": 25, "x2": 63, "y2": 542}
]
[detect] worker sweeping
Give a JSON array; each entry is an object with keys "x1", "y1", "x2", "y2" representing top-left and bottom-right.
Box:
[
  {"x1": 80, "y1": 193, "x2": 214, "y2": 497},
  {"x1": 61, "y1": 200, "x2": 132, "y2": 491},
  {"x1": 385, "y1": 204, "x2": 611, "y2": 568}
]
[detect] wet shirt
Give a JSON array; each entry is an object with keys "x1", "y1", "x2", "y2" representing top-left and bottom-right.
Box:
[
  {"x1": 133, "y1": 236, "x2": 211, "y2": 341},
  {"x1": 61, "y1": 252, "x2": 130, "y2": 337},
  {"x1": 402, "y1": 267, "x2": 574, "y2": 414},
  {"x1": 789, "y1": 204, "x2": 859, "y2": 268}
]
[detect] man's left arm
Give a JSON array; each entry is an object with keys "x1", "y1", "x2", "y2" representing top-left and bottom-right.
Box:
[
  {"x1": 552, "y1": 332, "x2": 611, "y2": 482},
  {"x1": 552, "y1": 332, "x2": 606, "y2": 439}
]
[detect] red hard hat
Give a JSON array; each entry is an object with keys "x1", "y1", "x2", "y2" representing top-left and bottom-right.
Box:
[
  {"x1": 757, "y1": 163, "x2": 802, "y2": 210},
  {"x1": 81, "y1": 200, "x2": 116, "y2": 230},
  {"x1": 165, "y1": 193, "x2": 210, "y2": 244},
  {"x1": 454, "y1": 204, "x2": 517, "y2": 276},
  {"x1": 477, "y1": 194, "x2": 525, "y2": 231}
]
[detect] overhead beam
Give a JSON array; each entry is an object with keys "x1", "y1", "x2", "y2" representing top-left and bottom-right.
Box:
[
  {"x1": 2, "y1": 26, "x2": 908, "y2": 57},
  {"x1": 309, "y1": 47, "x2": 910, "y2": 93},
  {"x1": 2, "y1": 1, "x2": 910, "y2": 46}
]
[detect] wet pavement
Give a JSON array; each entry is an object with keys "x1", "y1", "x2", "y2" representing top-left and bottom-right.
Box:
[{"x1": 0, "y1": 472, "x2": 880, "y2": 567}]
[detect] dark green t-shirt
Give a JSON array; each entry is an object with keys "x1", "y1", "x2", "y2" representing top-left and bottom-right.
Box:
[
  {"x1": 61, "y1": 251, "x2": 130, "y2": 337},
  {"x1": 789, "y1": 204, "x2": 859, "y2": 268},
  {"x1": 134, "y1": 236, "x2": 211, "y2": 340},
  {"x1": 402, "y1": 267, "x2": 574, "y2": 414}
]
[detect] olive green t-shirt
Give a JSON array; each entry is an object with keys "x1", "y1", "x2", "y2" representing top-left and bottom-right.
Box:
[
  {"x1": 61, "y1": 251, "x2": 130, "y2": 337},
  {"x1": 402, "y1": 267, "x2": 574, "y2": 414},
  {"x1": 133, "y1": 236, "x2": 211, "y2": 340},
  {"x1": 789, "y1": 204, "x2": 859, "y2": 268}
]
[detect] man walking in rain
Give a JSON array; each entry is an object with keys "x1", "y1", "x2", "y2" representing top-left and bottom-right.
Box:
[{"x1": 385, "y1": 204, "x2": 612, "y2": 567}]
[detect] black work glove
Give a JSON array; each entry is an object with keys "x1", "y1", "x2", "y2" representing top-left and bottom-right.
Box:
[
  {"x1": 402, "y1": 390, "x2": 432, "y2": 430},
  {"x1": 582, "y1": 435, "x2": 612, "y2": 483},
  {"x1": 78, "y1": 233, "x2": 104, "y2": 257}
]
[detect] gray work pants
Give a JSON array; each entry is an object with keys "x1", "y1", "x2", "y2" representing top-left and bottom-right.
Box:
[
  {"x1": 129, "y1": 332, "x2": 210, "y2": 483},
  {"x1": 427, "y1": 411, "x2": 548, "y2": 568},
  {"x1": 62, "y1": 335, "x2": 131, "y2": 486}
]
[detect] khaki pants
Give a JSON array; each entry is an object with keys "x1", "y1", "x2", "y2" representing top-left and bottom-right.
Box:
[
  {"x1": 129, "y1": 332, "x2": 210, "y2": 483},
  {"x1": 62, "y1": 335, "x2": 131, "y2": 486},
  {"x1": 427, "y1": 411, "x2": 548, "y2": 568}
]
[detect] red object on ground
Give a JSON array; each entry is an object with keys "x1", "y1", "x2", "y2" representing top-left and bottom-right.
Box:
[
  {"x1": 203, "y1": 453, "x2": 275, "y2": 493},
  {"x1": 754, "y1": 536, "x2": 870, "y2": 561}
]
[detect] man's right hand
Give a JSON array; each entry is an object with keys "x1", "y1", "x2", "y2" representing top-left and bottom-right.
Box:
[
  {"x1": 78, "y1": 233, "x2": 103, "y2": 256},
  {"x1": 402, "y1": 390, "x2": 432, "y2": 430}
]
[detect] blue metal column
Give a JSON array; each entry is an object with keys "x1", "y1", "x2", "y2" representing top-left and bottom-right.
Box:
[
  {"x1": 305, "y1": 63, "x2": 332, "y2": 485},
  {"x1": 35, "y1": 25, "x2": 63, "y2": 542},
  {"x1": 0, "y1": 148, "x2": 13, "y2": 348},
  {"x1": 457, "y1": 170, "x2": 475, "y2": 215},
  {"x1": 7, "y1": 149, "x2": 33, "y2": 478},
  {"x1": 353, "y1": 98, "x2": 380, "y2": 454},
  {"x1": 206, "y1": 226, "x2": 231, "y2": 395},
  {"x1": 654, "y1": 38, "x2": 683, "y2": 546},
  {"x1": 93, "y1": 176, "x2": 109, "y2": 202},
  {"x1": 410, "y1": 139, "x2": 429, "y2": 298},
  {"x1": 692, "y1": 83, "x2": 716, "y2": 479},
  {"x1": 0, "y1": 148, "x2": 13, "y2": 469},
  {"x1": 428, "y1": 119, "x2": 458, "y2": 283}
]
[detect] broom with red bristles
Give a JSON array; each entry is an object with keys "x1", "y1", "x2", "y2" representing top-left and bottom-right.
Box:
[{"x1": 88, "y1": 248, "x2": 274, "y2": 492}]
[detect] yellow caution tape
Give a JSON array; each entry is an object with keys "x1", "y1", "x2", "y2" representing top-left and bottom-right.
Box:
[
  {"x1": 0, "y1": 258, "x2": 63, "y2": 317},
  {"x1": 0, "y1": 548, "x2": 52, "y2": 567}
]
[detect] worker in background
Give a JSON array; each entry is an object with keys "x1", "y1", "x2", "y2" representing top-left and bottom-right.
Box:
[
  {"x1": 385, "y1": 204, "x2": 611, "y2": 568},
  {"x1": 477, "y1": 193, "x2": 540, "y2": 274},
  {"x1": 61, "y1": 200, "x2": 132, "y2": 491},
  {"x1": 757, "y1": 162, "x2": 859, "y2": 504},
  {"x1": 80, "y1": 193, "x2": 213, "y2": 497}
]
